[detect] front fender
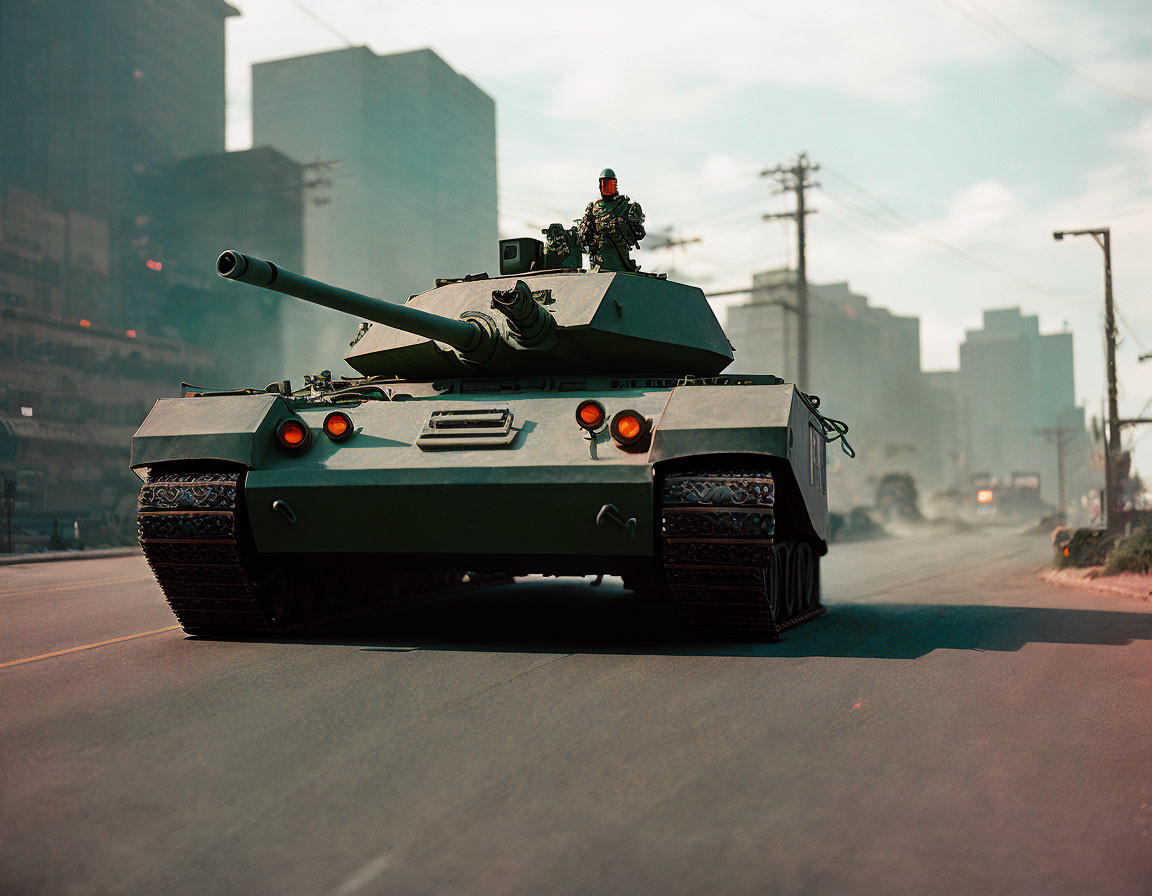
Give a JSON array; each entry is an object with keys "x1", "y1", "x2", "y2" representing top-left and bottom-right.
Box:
[{"x1": 130, "y1": 394, "x2": 296, "y2": 473}]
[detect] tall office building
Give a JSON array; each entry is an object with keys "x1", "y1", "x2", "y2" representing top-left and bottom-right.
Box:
[
  {"x1": 953, "y1": 308, "x2": 1090, "y2": 504},
  {"x1": 727, "y1": 271, "x2": 953, "y2": 507},
  {"x1": 253, "y1": 46, "x2": 497, "y2": 373},
  {"x1": 139, "y1": 146, "x2": 305, "y2": 384},
  {"x1": 0, "y1": 0, "x2": 274, "y2": 546},
  {"x1": 1, "y1": 0, "x2": 237, "y2": 327}
]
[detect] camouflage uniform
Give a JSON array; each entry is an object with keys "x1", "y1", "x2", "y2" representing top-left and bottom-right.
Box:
[
  {"x1": 578, "y1": 194, "x2": 646, "y2": 272},
  {"x1": 541, "y1": 223, "x2": 582, "y2": 270}
]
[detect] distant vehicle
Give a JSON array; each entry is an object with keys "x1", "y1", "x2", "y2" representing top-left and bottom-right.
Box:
[
  {"x1": 132, "y1": 233, "x2": 851, "y2": 642},
  {"x1": 971, "y1": 471, "x2": 1049, "y2": 524},
  {"x1": 875, "y1": 473, "x2": 920, "y2": 521}
]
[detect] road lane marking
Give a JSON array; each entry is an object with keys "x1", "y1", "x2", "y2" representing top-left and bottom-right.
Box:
[
  {"x1": 333, "y1": 854, "x2": 394, "y2": 895},
  {"x1": 0, "y1": 576, "x2": 153, "y2": 599},
  {"x1": 0, "y1": 626, "x2": 179, "y2": 669}
]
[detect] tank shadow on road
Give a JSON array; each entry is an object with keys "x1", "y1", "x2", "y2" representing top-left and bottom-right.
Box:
[{"x1": 255, "y1": 579, "x2": 1152, "y2": 660}]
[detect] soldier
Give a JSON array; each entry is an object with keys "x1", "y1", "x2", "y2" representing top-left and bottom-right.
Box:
[{"x1": 577, "y1": 168, "x2": 646, "y2": 272}]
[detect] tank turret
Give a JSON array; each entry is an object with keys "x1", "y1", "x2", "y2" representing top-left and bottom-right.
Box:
[{"x1": 217, "y1": 248, "x2": 733, "y2": 379}]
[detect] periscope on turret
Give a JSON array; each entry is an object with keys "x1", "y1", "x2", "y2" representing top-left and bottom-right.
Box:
[{"x1": 132, "y1": 181, "x2": 852, "y2": 643}]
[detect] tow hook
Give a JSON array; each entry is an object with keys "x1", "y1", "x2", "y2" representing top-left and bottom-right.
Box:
[
  {"x1": 272, "y1": 499, "x2": 297, "y2": 524},
  {"x1": 596, "y1": 503, "x2": 636, "y2": 538}
]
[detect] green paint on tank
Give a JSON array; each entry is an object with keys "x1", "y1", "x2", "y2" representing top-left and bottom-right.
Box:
[{"x1": 132, "y1": 243, "x2": 852, "y2": 643}]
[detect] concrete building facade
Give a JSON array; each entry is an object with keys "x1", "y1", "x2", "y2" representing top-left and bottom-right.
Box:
[
  {"x1": 950, "y1": 308, "x2": 1091, "y2": 509},
  {"x1": 727, "y1": 270, "x2": 954, "y2": 509},
  {"x1": 1, "y1": 0, "x2": 238, "y2": 328},
  {"x1": 139, "y1": 147, "x2": 305, "y2": 385},
  {"x1": 0, "y1": 0, "x2": 303, "y2": 546}
]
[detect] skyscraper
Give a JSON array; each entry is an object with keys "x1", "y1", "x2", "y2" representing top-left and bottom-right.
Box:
[
  {"x1": 955, "y1": 308, "x2": 1089, "y2": 504},
  {"x1": 252, "y1": 46, "x2": 497, "y2": 372},
  {"x1": 0, "y1": 0, "x2": 237, "y2": 326}
]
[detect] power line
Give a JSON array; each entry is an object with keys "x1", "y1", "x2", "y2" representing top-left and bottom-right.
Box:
[
  {"x1": 821, "y1": 164, "x2": 1080, "y2": 304},
  {"x1": 676, "y1": 194, "x2": 767, "y2": 228},
  {"x1": 284, "y1": 0, "x2": 356, "y2": 48},
  {"x1": 1115, "y1": 306, "x2": 1148, "y2": 352},
  {"x1": 938, "y1": 0, "x2": 1152, "y2": 105}
]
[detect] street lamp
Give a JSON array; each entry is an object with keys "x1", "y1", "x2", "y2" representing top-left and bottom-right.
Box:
[{"x1": 1053, "y1": 227, "x2": 1119, "y2": 532}]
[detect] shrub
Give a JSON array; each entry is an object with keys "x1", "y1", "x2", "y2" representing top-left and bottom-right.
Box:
[{"x1": 1104, "y1": 525, "x2": 1152, "y2": 575}]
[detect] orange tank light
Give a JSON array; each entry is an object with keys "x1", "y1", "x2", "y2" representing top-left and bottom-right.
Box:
[
  {"x1": 323, "y1": 411, "x2": 353, "y2": 441},
  {"x1": 79, "y1": 319, "x2": 92, "y2": 327},
  {"x1": 276, "y1": 419, "x2": 312, "y2": 454},
  {"x1": 576, "y1": 400, "x2": 606, "y2": 431},
  {"x1": 617, "y1": 415, "x2": 641, "y2": 440},
  {"x1": 146, "y1": 259, "x2": 163, "y2": 271},
  {"x1": 609, "y1": 409, "x2": 650, "y2": 448},
  {"x1": 126, "y1": 329, "x2": 137, "y2": 338}
]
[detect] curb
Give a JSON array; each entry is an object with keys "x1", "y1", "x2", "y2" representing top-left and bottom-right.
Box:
[
  {"x1": 1039, "y1": 566, "x2": 1152, "y2": 601},
  {"x1": 0, "y1": 546, "x2": 142, "y2": 567}
]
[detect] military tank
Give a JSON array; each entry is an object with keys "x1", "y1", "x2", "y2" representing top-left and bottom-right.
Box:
[{"x1": 132, "y1": 236, "x2": 852, "y2": 641}]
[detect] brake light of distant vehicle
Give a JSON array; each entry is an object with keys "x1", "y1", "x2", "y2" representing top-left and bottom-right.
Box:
[{"x1": 977, "y1": 489, "x2": 994, "y2": 504}]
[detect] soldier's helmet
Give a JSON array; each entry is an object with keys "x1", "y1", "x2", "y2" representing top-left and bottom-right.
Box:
[{"x1": 598, "y1": 168, "x2": 618, "y2": 197}]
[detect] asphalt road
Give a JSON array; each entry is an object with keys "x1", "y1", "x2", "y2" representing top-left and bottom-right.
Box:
[{"x1": 2, "y1": 528, "x2": 1151, "y2": 895}]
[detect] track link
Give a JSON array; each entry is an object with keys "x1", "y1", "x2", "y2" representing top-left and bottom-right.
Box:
[
  {"x1": 661, "y1": 469, "x2": 824, "y2": 641},
  {"x1": 138, "y1": 470, "x2": 273, "y2": 635}
]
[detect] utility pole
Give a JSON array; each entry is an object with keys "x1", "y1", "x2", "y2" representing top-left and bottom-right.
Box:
[
  {"x1": 1053, "y1": 227, "x2": 1121, "y2": 533},
  {"x1": 762, "y1": 153, "x2": 819, "y2": 388},
  {"x1": 1035, "y1": 424, "x2": 1074, "y2": 524}
]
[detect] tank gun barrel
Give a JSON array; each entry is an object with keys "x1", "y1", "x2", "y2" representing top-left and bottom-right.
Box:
[{"x1": 217, "y1": 250, "x2": 491, "y2": 356}]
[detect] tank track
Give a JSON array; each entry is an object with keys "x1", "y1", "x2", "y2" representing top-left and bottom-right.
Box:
[
  {"x1": 138, "y1": 470, "x2": 273, "y2": 635},
  {"x1": 661, "y1": 469, "x2": 824, "y2": 642}
]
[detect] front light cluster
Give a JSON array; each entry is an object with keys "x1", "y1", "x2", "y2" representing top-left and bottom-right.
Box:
[
  {"x1": 575, "y1": 400, "x2": 651, "y2": 450},
  {"x1": 275, "y1": 411, "x2": 356, "y2": 455}
]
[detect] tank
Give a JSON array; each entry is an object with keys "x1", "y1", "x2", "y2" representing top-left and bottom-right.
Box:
[{"x1": 131, "y1": 238, "x2": 852, "y2": 641}]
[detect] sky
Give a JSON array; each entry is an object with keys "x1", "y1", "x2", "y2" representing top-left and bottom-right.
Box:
[{"x1": 223, "y1": 0, "x2": 1152, "y2": 477}]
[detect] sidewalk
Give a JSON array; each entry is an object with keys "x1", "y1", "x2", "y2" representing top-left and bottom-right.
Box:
[
  {"x1": 1039, "y1": 565, "x2": 1152, "y2": 601},
  {"x1": 0, "y1": 546, "x2": 141, "y2": 567}
]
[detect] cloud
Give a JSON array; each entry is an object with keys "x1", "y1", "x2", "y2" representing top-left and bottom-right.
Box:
[{"x1": 227, "y1": 0, "x2": 1149, "y2": 144}]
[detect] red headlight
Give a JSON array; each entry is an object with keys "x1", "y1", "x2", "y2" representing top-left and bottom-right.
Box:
[
  {"x1": 276, "y1": 418, "x2": 312, "y2": 454},
  {"x1": 610, "y1": 410, "x2": 650, "y2": 448},
  {"x1": 323, "y1": 411, "x2": 353, "y2": 442},
  {"x1": 576, "y1": 399, "x2": 606, "y2": 431}
]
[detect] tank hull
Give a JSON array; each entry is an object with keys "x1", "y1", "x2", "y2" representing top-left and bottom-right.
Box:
[{"x1": 133, "y1": 375, "x2": 834, "y2": 639}]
